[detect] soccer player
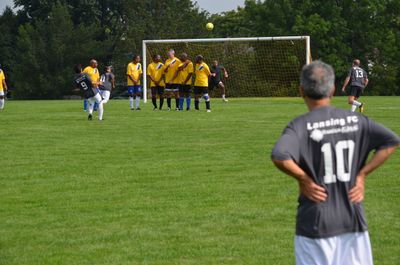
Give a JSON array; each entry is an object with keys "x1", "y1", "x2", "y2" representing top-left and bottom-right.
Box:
[
  {"x1": 0, "y1": 64, "x2": 8, "y2": 110},
  {"x1": 83, "y1": 59, "x2": 100, "y2": 111},
  {"x1": 99, "y1": 66, "x2": 115, "y2": 104},
  {"x1": 147, "y1": 54, "x2": 165, "y2": 110},
  {"x1": 126, "y1": 55, "x2": 143, "y2": 110},
  {"x1": 271, "y1": 61, "x2": 399, "y2": 265},
  {"x1": 73, "y1": 64, "x2": 104, "y2": 121},
  {"x1": 342, "y1": 59, "x2": 369, "y2": 113},
  {"x1": 175, "y1": 53, "x2": 194, "y2": 111},
  {"x1": 164, "y1": 49, "x2": 181, "y2": 111},
  {"x1": 194, "y1": 55, "x2": 211, "y2": 112},
  {"x1": 210, "y1": 60, "x2": 229, "y2": 102}
]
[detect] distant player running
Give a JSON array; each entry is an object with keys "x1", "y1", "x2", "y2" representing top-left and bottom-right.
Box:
[
  {"x1": 99, "y1": 66, "x2": 115, "y2": 104},
  {"x1": 126, "y1": 55, "x2": 143, "y2": 110},
  {"x1": 147, "y1": 54, "x2": 165, "y2": 110},
  {"x1": 164, "y1": 49, "x2": 181, "y2": 111},
  {"x1": 73, "y1": 64, "x2": 104, "y2": 121},
  {"x1": 175, "y1": 53, "x2": 194, "y2": 111},
  {"x1": 194, "y1": 55, "x2": 212, "y2": 112},
  {"x1": 342, "y1": 59, "x2": 369, "y2": 113},
  {"x1": 210, "y1": 60, "x2": 229, "y2": 102},
  {"x1": 83, "y1": 59, "x2": 100, "y2": 112},
  {"x1": 272, "y1": 61, "x2": 399, "y2": 265},
  {"x1": 0, "y1": 64, "x2": 8, "y2": 110}
]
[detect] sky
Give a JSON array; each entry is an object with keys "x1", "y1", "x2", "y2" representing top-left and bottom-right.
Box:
[{"x1": 0, "y1": 0, "x2": 245, "y2": 14}]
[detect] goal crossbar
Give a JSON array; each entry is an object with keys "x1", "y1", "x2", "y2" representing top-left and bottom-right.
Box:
[{"x1": 142, "y1": 36, "x2": 311, "y2": 102}]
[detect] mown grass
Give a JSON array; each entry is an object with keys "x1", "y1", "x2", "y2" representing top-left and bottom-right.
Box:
[{"x1": 0, "y1": 96, "x2": 399, "y2": 264}]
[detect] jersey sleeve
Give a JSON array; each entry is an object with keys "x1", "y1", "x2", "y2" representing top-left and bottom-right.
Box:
[
  {"x1": 126, "y1": 64, "x2": 131, "y2": 75},
  {"x1": 139, "y1": 64, "x2": 143, "y2": 75},
  {"x1": 367, "y1": 119, "x2": 400, "y2": 151},
  {"x1": 347, "y1": 68, "x2": 353, "y2": 77},
  {"x1": 204, "y1": 64, "x2": 211, "y2": 76},
  {"x1": 147, "y1": 64, "x2": 152, "y2": 76},
  {"x1": 188, "y1": 63, "x2": 194, "y2": 73},
  {"x1": 271, "y1": 122, "x2": 300, "y2": 162}
]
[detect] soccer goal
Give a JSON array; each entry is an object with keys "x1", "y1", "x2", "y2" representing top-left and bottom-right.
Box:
[{"x1": 142, "y1": 36, "x2": 311, "y2": 102}]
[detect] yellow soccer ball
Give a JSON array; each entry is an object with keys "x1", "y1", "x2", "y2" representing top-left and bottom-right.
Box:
[{"x1": 206, "y1": 22, "x2": 214, "y2": 31}]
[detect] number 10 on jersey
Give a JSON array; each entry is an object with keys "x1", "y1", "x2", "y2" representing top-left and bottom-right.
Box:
[{"x1": 321, "y1": 140, "x2": 355, "y2": 184}]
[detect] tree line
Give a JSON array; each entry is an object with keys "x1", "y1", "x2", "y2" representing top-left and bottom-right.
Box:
[{"x1": 0, "y1": 0, "x2": 399, "y2": 99}]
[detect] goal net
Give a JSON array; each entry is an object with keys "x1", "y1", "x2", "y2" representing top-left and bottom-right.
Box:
[{"x1": 142, "y1": 36, "x2": 311, "y2": 102}]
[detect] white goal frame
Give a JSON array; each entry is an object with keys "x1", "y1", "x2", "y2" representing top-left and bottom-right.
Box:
[{"x1": 142, "y1": 36, "x2": 311, "y2": 102}]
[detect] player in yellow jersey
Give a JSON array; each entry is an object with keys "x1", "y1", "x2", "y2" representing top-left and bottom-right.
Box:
[
  {"x1": 0, "y1": 64, "x2": 8, "y2": 110},
  {"x1": 83, "y1": 59, "x2": 100, "y2": 111},
  {"x1": 194, "y1": 55, "x2": 212, "y2": 112},
  {"x1": 164, "y1": 49, "x2": 181, "y2": 111},
  {"x1": 147, "y1": 54, "x2": 166, "y2": 110},
  {"x1": 126, "y1": 55, "x2": 143, "y2": 110},
  {"x1": 174, "y1": 53, "x2": 194, "y2": 111}
]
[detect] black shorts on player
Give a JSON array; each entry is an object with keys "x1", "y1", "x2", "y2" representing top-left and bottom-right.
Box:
[
  {"x1": 208, "y1": 80, "x2": 222, "y2": 90},
  {"x1": 349, "y1": 86, "x2": 363, "y2": 98},
  {"x1": 179, "y1": 85, "x2": 191, "y2": 95},
  {"x1": 165, "y1": 83, "x2": 180, "y2": 92},
  {"x1": 151, "y1": 86, "x2": 164, "y2": 96},
  {"x1": 194, "y1": 86, "x2": 208, "y2": 95}
]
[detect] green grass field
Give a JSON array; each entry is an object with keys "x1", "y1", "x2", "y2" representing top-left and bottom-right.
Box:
[{"x1": 0, "y1": 97, "x2": 399, "y2": 265}]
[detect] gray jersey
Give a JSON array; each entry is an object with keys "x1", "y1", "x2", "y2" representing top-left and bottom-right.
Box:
[
  {"x1": 272, "y1": 106, "x2": 399, "y2": 238},
  {"x1": 100, "y1": 73, "x2": 114, "y2": 91},
  {"x1": 348, "y1": 66, "x2": 367, "y2": 88}
]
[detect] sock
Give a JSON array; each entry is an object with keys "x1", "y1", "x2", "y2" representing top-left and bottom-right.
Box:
[
  {"x1": 0, "y1": 99, "x2": 4, "y2": 109},
  {"x1": 351, "y1": 104, "x2": 357, "y2": 112},
  {"x1": 152, "y1": 98, "x2": 157, "y2": 108},
  {"x1": 186, "y1": 97, "x2": 191, "y2": 109},
  {"x1": 136, "y1": 96, "x2": 141, "y2": 108},
  {"x1": 222, "y1": 94, "x2": 226, "y2": 99},
  {"x1": 353, "y1": 100, "x2": 362, "y2": 106},
  {"x1": 195, "y1": 100, "x2": 199, "y2": 110},
  {"x1": 167, "y1": 98, "x2": 171, "y2": 108},
  {"x1": 206, "y1": 101, "x2": 211, "y2": 110},
  {"x1": 88, "y1": 103, "x2": 94, "y2": 115},
  {"x1": 83, "y1": 99, "x2": 88, "y2": 111},
  {"x1": 160, "y1": 98, "x2": 164, "y2": 109},
  {"x1": 175, "y1": 98, "x2": 179, "y2": 109},
  {"x1": 129, "y1": 97, "x2": 134, "y2": 109},
  {"x1": 98, "y1": 101, "x2": 104, "y2": 120},
  {"x1": 179, "y1": 97, "x2": 184, "y2": 110}
]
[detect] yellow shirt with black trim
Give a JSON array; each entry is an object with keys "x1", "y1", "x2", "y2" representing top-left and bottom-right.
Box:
[
  {"x1": 127, "y1": 62, "x2": 143, "y2": 86},
  {"x1": 178, "y1": 61, "x2": 194, "y2": 85},
  {"x1": 164, "y1": 57, "x2": 181, "y2": 84},
  {"x1": 0, "y1": 70, "x2": 5, "y2": 91},
  {"x1": 194, "y1": 62, "x2": 211, "y2": 87},
  {"x1": 147, "y1": 62, "x2": 165, "y2": 87},
  {"x1": 83, "y1": 66, "x2": 100, "y2": 87}
]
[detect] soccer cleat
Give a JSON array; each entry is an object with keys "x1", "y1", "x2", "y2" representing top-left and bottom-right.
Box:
[
  {"x1": 88, "y1": 114, "x2": 93, "y2": 120},
  {"x1": 186, "y1": 107, "x2": 190, "y2": 111},
  {"x1": 131, "y1": 108, "x2": 135, "y2": 111},
  {"x1": 359, "y1": 103, "x2": 365, "y2": 113},
  {"x1": 175, "y1": 108, "x2": 180, "y2": 111},
  {"x1": 207, "y1": 109, "x2": 211, "y2": 113},
  {"x1": 223, "y1": 98, "x2": 229, "y2": 102},
  {"x1": 153, "y1": 107, "x2": 158, "y2": 111},
  {"x1": 136, "y1": 108, "x2": 141, "y2": 111}
]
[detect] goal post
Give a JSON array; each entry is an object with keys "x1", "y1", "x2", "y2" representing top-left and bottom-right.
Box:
[{"x1": 142, "y1": 36, "x2": 311, "y2": 102}]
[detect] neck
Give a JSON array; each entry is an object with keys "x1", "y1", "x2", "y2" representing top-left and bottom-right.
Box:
[{"x1": 304, "y1": 97, "x2": 331, "y2": 111}]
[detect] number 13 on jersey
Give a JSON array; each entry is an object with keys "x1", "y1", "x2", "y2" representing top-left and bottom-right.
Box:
[{"x1": 321, "y1": 140, "x2": 355, "y2": 184}]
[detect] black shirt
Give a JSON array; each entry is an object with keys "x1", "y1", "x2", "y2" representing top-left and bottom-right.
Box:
[
  {"x1": 74, "y1": 73, "x2": 97, "y2": 99},
  {"x1": 210, "y1": 65, "x2": 224, "y2": 83},
  {"x1": 272, "y1": 106, "x2": 400, "y2": 238}
]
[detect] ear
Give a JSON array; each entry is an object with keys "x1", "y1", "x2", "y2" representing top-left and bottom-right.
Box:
[{"x1": 299, "y1": 86, "x2": 305, "y2": 98}]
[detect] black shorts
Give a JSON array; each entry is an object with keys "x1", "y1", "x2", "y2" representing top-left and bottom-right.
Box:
[
  {"x1": 194, "y1": 86, "x2": 208, "y2": 95},
  {"x1": 209, "y1": 80, "x2": 223, "y2": 90},
  {"x1": 179, "y1": 85, "x2": 191, "y2": 94},
  {"x1": 349, "y1": 86, "x2": 364, "y2": 98},
  {"x1": 151, "y1": 86, "x2": 164, "y2": 96},
  {"x1": 165, "y1": 83, "x2": 180, "y2": 92}
]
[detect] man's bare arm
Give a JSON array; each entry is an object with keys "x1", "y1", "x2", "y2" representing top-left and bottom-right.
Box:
[
  {"x1": 342, "y1": 76, "x2": 350, "y2": 92},
  {"x1": 349, "y1": 146, "x2": 398, "y2": 203},
  {"x1": 272, "y1": 159, "x2": 327, "y2": 203},
  {"x1": 183, "y1": 73, "x2": 193, "y2": 84}
]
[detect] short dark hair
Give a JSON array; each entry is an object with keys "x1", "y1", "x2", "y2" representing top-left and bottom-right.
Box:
[
  {"x1": 195, "y1": 55, "x2": 204, "y2": 62},
  {"x1": 74, "y1": 64, "x2": 82, "y2": 74},
  {"x1": 133, "y1": 54, "x2": 140, "y2": 60}
]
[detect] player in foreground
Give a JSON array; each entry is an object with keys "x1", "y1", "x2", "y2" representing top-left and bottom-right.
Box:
[
  {"x1": 176, "y1": 53, "x2": 194, "y2": 111},
  {"x1": 194, "y1": 55, "x2": 212, "y2": 112},
  {"x1": 0, "y1": 64, "x2": 8, "y2": 110},
  {"x1": 99, "y1": 66, "x2": 115, "y2": 104},
  {"x1": 210, "y1": 60, "x2": 229, "y2": 102},
  {"x1": 147, "y1": 54, "x2": 165, "y2": 110},
  {"x1": 126, "y1": 55, "x2": 143, "y2": 110},
  {"x1": 83, "y1": 59, "x2": 100, "y2": 111},
  {"x1": 164, "y1": 49, "x2": 181, "y2": 111},
  {"x1": 342, "y1": 59, "x2": 368, "y2": 113},
  {"x1": 73, "y1": 64, "x2": 104, "y2": 121},
  {"x1": 272, "y1": 61, "x2": 399, "y2": 265}
]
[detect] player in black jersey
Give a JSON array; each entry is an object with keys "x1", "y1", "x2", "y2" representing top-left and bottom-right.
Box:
[
  {"x1": 209, "y1": 60, "x2": 229, "y2": 102},
  {"x1": 342, "y1": 59, "x2": 369, "y2": 113},
  {"x1": 73, "y1": 64, "x2": 104, "y2": 121},
  {"x1": 272, "y1": 61, "x2": 399, "y2": 265}
]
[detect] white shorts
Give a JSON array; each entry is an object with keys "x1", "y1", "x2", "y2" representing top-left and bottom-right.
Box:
[
  {"x1": 0, "y1": 90, "x2": 4, "y2": 96},
  {"x1": 88, "y1": 93, "x2": 102, "y2": 105},
  {"x1": 295, "y1": 232, "x2": 373, "y2": 265},
  {"x1": 100, "y1": 90, "x2": 110, "y2": 103}
]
